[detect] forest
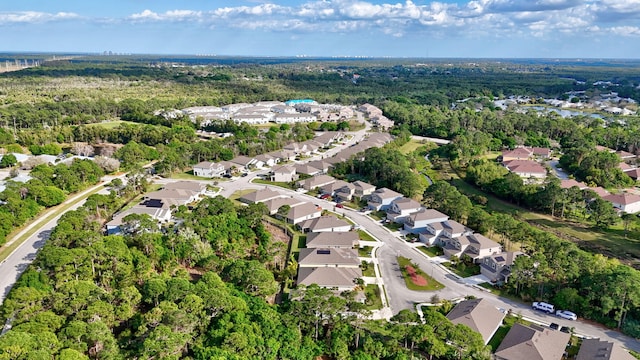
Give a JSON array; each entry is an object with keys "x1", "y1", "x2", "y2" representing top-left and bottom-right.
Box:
[{"x1": 1, "y1": 57, "x2": 640, "y2": 357}]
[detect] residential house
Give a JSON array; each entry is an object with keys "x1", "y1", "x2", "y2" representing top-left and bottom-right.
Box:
[
  {"x1": 314, "y1": 131, "x2": 343, "y2": 147},
  {"x1": 298, "y1": 248, "x2": 360, "y2": 268},
  {"x1": 296, "y1": 267, "x2": 362, "y2": 291},
  {"x1": 192, "y1": 161, "x2": 226, "y2": 178},
  {"x1": 589, "y1": 186, "x2": 610, "y2": 198},
  {"x1": 420, "y1": 219, "x2": 471, "y2": 245},
  {"x1": 299, "y1": 216, "x2": 352, "y2": 233},
  {"x1": 239, "y1": 188, "x2": 282, "y2": 204},
  {"x1": 163, "y1": 181, "x2": 207, "y2": 196},
  {"x1": 142, "y1": 188, "x2": 200, "y2": 208},
  {"x1": 300, "y1": 140, "x2": 323, "y2": 154},
  {"x1": 232, "y1": 114, "x2": 270, "y2": 124},
  {"x1": 358, "y1": 103, "x2": 383, "y2": 118},
  {"x1": 576, "y1": 338, "x2": 636, "y2": 360},
  {"x1": 501, "y1": 148, "x2": 533, "y2": 161},
  {"x1": 616, "y1": 150, "x2": 636, "y2": 161},
  {"x1": 494, "y1": 323, "x2": 570, "y2": 360},
  {"x1": 269, "y1": 150, "x2": 297, "y2": 162},
  {"x1": 560, "y1": 179, "x2": 588, "y2": 189},
  {"x1": 334, "y1": 183, "x2": 357, "y2": 202},
  {"x1": 320, "y1": 180, "x2": 350, "y2": 196},
  {"x1": 404, "y1": 209, "x2": 449, "y2": 234},
  {"x1": 624, "y1": 167, "x2": 640, "y2": 180},
  {"x1": 230, "y1": 156, "x2": 258, "y2": 172},
  {"x1": 353, "y1": 181, "x2": 376, "y2": 199},
  {"x1": 442, "y1": 233, "x2": 502, "y2": 262},
  {"x1": 306, "y1": 160, "x2": 331, "y2": 174},
  {"x1": 275, "y1": 113, "x2": 317, "y2": 124},
  {"x1": 270, "y1": 165, "x2": 297, "y2": 182},
  {"x1": 446, "y1": 298, "x2": 506, "y2": 344},
  {"x1": 295, "y1": 163, "x2": 323, "y2": 177},
  {"x1": 503, "y1": 160, "x2": 547, "y2": 179},
  {"x1": 284, "y1": 142, "x2": 308, "y2": 155},
  {"x1": 306, "y1": 231, "x2": 359, "y2": 248},
  {"x1": 271, "y1": 104, "x2": 297, "y2": 114},
  {"x1": 480, "y1": 251, "x2": 525, "y2": 283},
  {"x1": 263, "y1": 197, "x2": 305, "y2": 215},
  {"x1": 106, "y1": 207, "x2": 171, "y2": 235},
  {"x1": 367, "y1": 187, "x2": 404, "y2": 211},
  {"x1": 286, "y1": 202, "x2": 322, "y2": 224},
  {"x1": 603, "y1": 192, "x2": 640, "y2": 213},
  {"x1": 298, "y1": 174, "x2": 336, "y2": 191},
  {"x1": 254, "y1": 153, "x2": 277, "y2": 168},
  {"x1": 386, "y1": 197, "x2": 423, "y2": 223},
  {"x1": 619, "y1": 162, "x2": 633, "y2": 171},
  {"x1": 531, "y1": 147, "x2": 552, "y2": 158}
]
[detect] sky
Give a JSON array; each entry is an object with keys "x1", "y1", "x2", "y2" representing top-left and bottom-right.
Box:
[{"x1": 1, "y1": 0, "x2": 639, "y2": 58}]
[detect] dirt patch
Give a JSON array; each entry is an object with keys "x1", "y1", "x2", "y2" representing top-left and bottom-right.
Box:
[
  {"x1": 263, "y1": 221, "x2": 291, "y2": 243},
  {"x1": 405, "y1": 265, "x2": 428, "y2": 286}
]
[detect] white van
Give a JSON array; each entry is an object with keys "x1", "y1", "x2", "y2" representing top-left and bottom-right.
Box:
[{"x1": 532, "y1": 301, "x2": 555, "y2": 313}]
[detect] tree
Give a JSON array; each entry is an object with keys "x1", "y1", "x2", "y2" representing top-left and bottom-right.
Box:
[
  {"x1": 0, "y1": 153, "x2": 17, "y2": 168},
  {"x1": 588, "y1": 198, "x2": 617, "y2": 228}
]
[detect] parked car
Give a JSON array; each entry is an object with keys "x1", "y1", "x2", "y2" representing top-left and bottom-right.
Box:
[
  {"x1": 549, "y1": 322, "x2": 560, "y2": 330},
  {"x1": 555, "y1": 310, "x2": 577, "y2": 321},
  {"x1": 320, "y1": 194, "x2": 331, "y2": 200},
  {"x1": 336, "y1": 203, "x2": 344, "y2": 208},
  {"x1": 560, "y1": 326, "x2": 572, "y2": 333},
  {"x1": 532, "y1": 301, "x2": 555, "y2": 314}
]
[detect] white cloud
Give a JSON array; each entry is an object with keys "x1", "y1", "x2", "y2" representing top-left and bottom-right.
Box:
[{"x1": 0, "y1": 11, "x2": 80, "y2": 24}]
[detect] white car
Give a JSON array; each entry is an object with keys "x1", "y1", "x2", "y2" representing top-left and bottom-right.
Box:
[{"x1": 555, "y1": 310, "x2": 577, "y2": 321}]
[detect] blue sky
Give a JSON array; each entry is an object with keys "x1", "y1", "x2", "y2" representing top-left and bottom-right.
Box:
[{"x1": 1, "y1": 0, "x2": 639, "y2": 58}]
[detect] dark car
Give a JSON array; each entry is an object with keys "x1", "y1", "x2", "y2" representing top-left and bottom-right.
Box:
[
  {"x1": 560, "y1": 326, "x2": 571, "y2": 333},
  {"x1": 241, "y1": 173, "x2": 248, "y2": 177},
  {"x1": 549, "y1": 323, "x2": 559, "y2": 330}
]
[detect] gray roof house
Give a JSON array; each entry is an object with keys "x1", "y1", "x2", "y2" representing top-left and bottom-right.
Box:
[
  {"x1": 386, "y1": 197, "x2": 423, "y2": 223},
  {"x1": 306, "y1": 159, "x2": 331, "y2": 174},
  {"x1": 254, "y1": 153, "x2": 278, "y2": 168},
  {"x1": 163, "y1": 181, "x2": 207, "y2": 195},
  {"x1": 306, "y1": 231, "x2": 359, "y2": 248},
  {"x1": 353, "y1": 180, "x2": 376, "y2": 198},
  {"x1": 270, "y1": 165, "x2": 297, "y2": 183},
  {"x1": 576, "y1": 338, "x2": 636, "y2": 360},
  {"x1": 442, "y1": 233, "x2": 502, "y2": 262},
  {"x1": 367, "y1": 187, "x2": 404, "y2": 211},
  {"x1": 192, "y1": 161, "x2": 226, "y2": 178},
  {"x1": 286, "y1": 202, "x2": 322, "y2": 224},
  {"x1": 420, "y1": 219, "x2": 471, "y2": 245},
  {"x1": 298, "y1": 174, "x2": 336, "y2": 191},
  {"x1": 495, "y1": 323, "x2": 570, "y2": 360},
  {"x1": 404, "y1": 209, "x2": 449, "y2": 234},
  {"x1": 294, "y1": 163, "x2": 323, "y2": 176},
  {"x1": 263, "y1": 197, "x2": 305, "y2": 215},
  {"x1": 320, "y1": 180, "x2": 351, "y2": 196},
  {"x1": 239, "y1": 188, "x2": 282, "y2": 204},
  {"x1": 446, "y1": 298, "x2": 505, "y2": 344},
  {"x1": 230, "y1": 155, "x2": 257, "y2": 171},
  {"x1": 298, "y1": 248, "x2": 360, "y2": 268},
  {"x1": 335, "y1": 182, "x2": 357, "y2": 201},
  {"x1": 480, "y1": 251, "x2": 526, "y2": 283},
  {"x1": 296, "y1": 267, "x2": 362, "y2": 291},
  {"x1": 299, "y1": 216, "x2": 352, "y2": 233}
]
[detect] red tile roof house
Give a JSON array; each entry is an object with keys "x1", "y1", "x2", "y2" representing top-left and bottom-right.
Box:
[
  {"x1": 501, "y1": 147, "x2": 533, "y2": 161},
  {"x1": 404, "y1": 209, "x2": 449, "y2": 234},
  {"x1": 367, "y1": 187, "x2": 404, "y2": 211},
  {"x1": 603, "y1": 192, "x2": 640, "y2": 213},
  {"x1": 494, "y1": 323, "x2": 570, "y2": 360},
  {"x1": 624, "y1": 167, "x2": 640, "y2": 180},
  {"x1": 442, "y1": 233, "x2": 502, "y2": 263},
  {"x1": 503, "y1": 160, "x2": 547, "y2": 179},
  {"x1": 480, "y1": 251, "x2": 526, "y2": 283},
  {"x1": 560, "y1": 179, "x2": 588, "y2": 189},
  {"x1": 419, "y1": 219, "x2": 472, "y2": 246},
  {"x1": 446, "y1": 298, "x2": 506, "y2": 344},
  {"x1": 616, "y1": 149, "x2": 636, "y2": 161},
  {"x1": 386, "y1": 197, "x2": 424, "y2": 224}
]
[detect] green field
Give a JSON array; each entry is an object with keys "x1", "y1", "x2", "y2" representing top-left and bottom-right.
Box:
[
  {"x1": 418, "y1": 246, "x2": 444, "y2": 257},
  {"x1": 398, "y1": 139, "x2": 425, "y2": 155},
  {"x1": 85, "y1": 120, "x2": 139, "y2": 129}
]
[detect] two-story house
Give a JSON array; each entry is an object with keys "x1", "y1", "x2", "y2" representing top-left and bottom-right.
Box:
[
  {"x1": 442, "y1": 233, "x2": 502, "y2": 263},
  {"x1": 404, "y1": 209, "x2": 449, "y2": 234},
  {"x1": 367, "y1": 187, "x2": 404, "y2": 211},
  {"x1": 420, "y1": 219, "x2": 471, "y2": 245},
  {"x1": 480, "y1": 251, "x2": 525, "y2": 283},
  {"x1": 386, "y1": 197, "x2": 423, "y2": 223},
  {"x1": 270, "y1": 165, "x2": 297, "y2": 183},
  {"x1": 192, "y1": 161, "x2": 226, "y2": 178}
]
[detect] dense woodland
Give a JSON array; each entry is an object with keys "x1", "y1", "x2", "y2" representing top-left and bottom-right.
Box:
[{"x1": 2, "y1": 58, "x2": 640, "y2": 357}]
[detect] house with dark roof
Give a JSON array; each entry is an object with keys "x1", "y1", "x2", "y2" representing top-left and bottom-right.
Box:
[
  {"x1": 299, "y1": 216, "x2": 352, "y2": 233},
  {"x1": 386, "y1": 197, "x2": 423, "y2": 223},
  {"x1": 404, "y1": 209, "x2": 449, "y2": 234},
  {"x1": 494, "y1": 323, "x2": 570, "y2": 360},
  {"x1": 306, "y1": 231, "x2": 359, "y2": 248},
  {"x1": 480, "y1": 251, "x2": 525, "y2": 283},
  {"x1": 576, "y1": 338, "x2": 635, "y2": 360},
  {"x1": 367, "y1": 187, "x2": 404, "y2": 211},
  {"x1": 446, "y1": 298, "x2": 505, "y2": 344}
]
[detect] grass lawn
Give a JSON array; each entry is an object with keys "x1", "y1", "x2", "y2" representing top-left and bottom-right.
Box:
[
  {"x1": 397, "y1": 256, "x2": 445, "y2": 291},
  {"x1": 369, "y1": 210, "x2": 386, "y2": 221},
  {"x1": 357, "y1": 229, "x2": 376, "y2": 242},
  {"x1": 252, "y1": 179, "x2": 296, "y2": 190},
  {"x1": 229, "y1": 189, "x2": 256, "y2": 201},
  {"x1": 169, "y1": 170, "x2": 216, "y2": 181},
  {"x1": 384, "y1": 222, "x2": 403, "y2": 231},
  {"x1": 359, "y1": 246, "x2": 373, "y2": 257},
  {"x1": 442, "y1": 261, "x2": 481, "y2": 278},
  {"x1": 85, "y1": 120, "x2": 139, "y2": 129},
  {"x1": 418, "y1": 246, "x2": 444, "y2": 257},
  {"x1": 364, "y1": 284, "x2": 383, "y2": 310},
  {"x1": 399, "y1": 139, "x2": 424, "y2": 155},
  {"x1": 362, "y1": 262, "x2": 376, "y2": 277}
]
